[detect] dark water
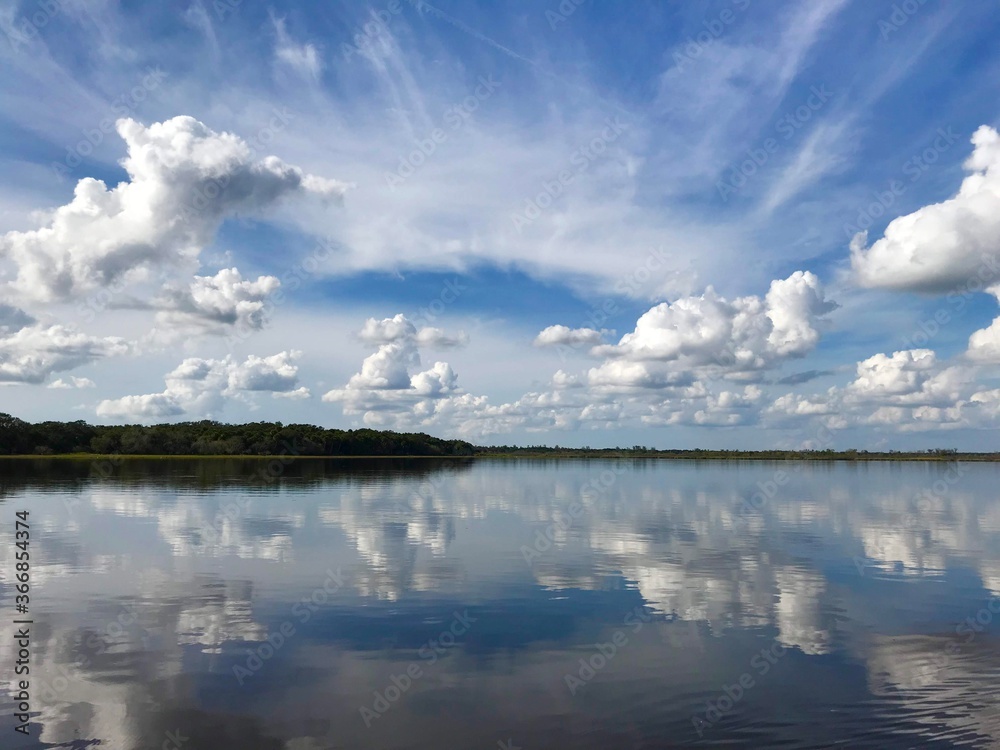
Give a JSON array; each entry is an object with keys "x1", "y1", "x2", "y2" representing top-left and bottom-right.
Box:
[{"x1": 2, "y1": 458, "x2": 1000, "y2": 749}]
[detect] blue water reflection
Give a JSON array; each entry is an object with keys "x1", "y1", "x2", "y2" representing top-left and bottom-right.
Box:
[{"x1": 1, "y1": 458, "x2": 999, "y2": 748}]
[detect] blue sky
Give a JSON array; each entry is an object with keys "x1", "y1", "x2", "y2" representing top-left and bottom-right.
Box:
[{"x1": 2, "y1": 0, "x2": 1000, "y2": 448}]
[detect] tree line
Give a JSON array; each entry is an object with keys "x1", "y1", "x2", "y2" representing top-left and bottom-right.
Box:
[
  {"x1": 0, "y1": 413, "x2": 986, "y2": 460},
  {"x1": 0, "y1": 414, "x2": 475, "y2": 457}
]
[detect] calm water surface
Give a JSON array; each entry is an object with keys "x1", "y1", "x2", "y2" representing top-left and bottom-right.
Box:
[{"x1": 2, "y1": 458, "x2": 1000, "y2": 749}]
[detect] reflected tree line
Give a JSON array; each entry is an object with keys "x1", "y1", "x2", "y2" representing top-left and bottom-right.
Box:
[{"x1": 0, "y1": 456, "x2": 477, "y2": 497}]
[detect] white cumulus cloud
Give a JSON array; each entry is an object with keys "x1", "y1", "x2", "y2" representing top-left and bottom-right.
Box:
[
  {"x1": 97, "y1": 350, "x2": 305, "y2": 420},
  {"x1": 851, "y1": 125, "x2": 1000, "y2": 293},
  {"x1": 0, "y1": 115, "x2": 347, "y2": 304},
  {"x1": 154, "y1": 267, "x2": 280, "y2": 337},
  {"x1": 323, "y1": 314, "x2": 474, "y2": 426},
  {"x1": 591, "y1": 271, "x2": 836, "y2": 383},
  {"x1": 0, "y1": 318, "x2": 128, "y2": 385}
]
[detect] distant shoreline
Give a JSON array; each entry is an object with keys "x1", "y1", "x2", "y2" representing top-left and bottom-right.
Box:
[
  {"x1": 477, "y1": 453, "x2": 1000, "y2": 461},
  {"x1": 3, "y1": 415, "x2": 994, "y2": 462},
  {"x1": 1, "y1": 452, "x2": 997, "y2": 462}
]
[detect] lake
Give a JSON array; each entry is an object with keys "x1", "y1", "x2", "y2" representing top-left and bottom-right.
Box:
[{"x1": 2, "y1": 457, "x2": 999, "y2": 749}]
